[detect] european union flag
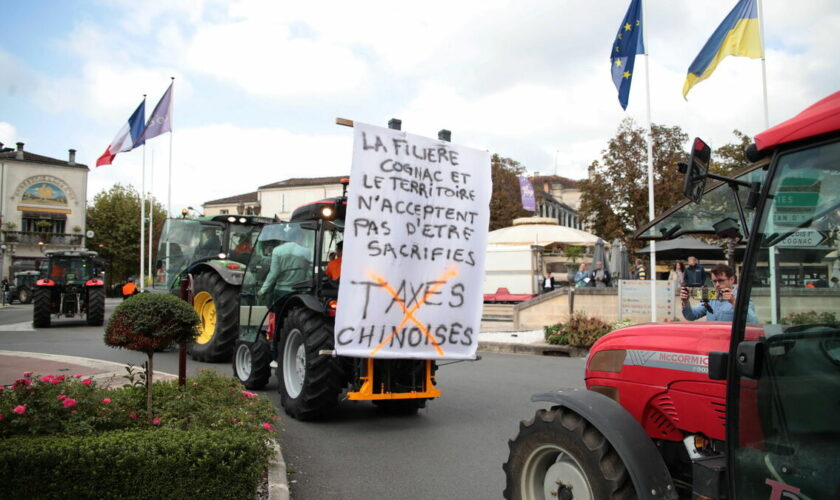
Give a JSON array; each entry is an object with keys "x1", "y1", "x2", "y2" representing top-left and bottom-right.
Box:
[{"x1": 611, "y1": 0, "x2": 645, "y2": 110}]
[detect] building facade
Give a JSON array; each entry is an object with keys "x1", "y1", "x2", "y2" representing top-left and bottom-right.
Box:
[
  {"x1": 0, "y1": 142, "x2": 88, "y2": 280},
  {"x1": 531, "y1": 175, "x2": 583, "y2": 230},
  {"x1": 204, "y1": 176, "x2": 347, "y2": 221}
]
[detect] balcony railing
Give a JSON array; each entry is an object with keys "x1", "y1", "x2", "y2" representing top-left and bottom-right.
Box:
[{"x1": 1, "y1": 231, "x2": 84, "y2": 246}]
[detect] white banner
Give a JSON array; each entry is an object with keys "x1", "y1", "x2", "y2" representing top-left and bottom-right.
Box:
[{"x1": 335, "y1": 123, "x2": 491, "y2": 359}]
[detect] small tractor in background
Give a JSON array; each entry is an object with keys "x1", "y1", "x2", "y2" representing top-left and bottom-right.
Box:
[
  {"x1": 504, "y1": 92, "x2": 840, "y2": 499},
  {"x1": 32, "y1": 250, "x2": 105, "y2": 327},
  {"x1": 233, "y1": 185, "x2": 439, "y2": 420},
  {"x1": 154, "y1": 214, "x2": 272, "y2": 362},
  {"x1": 11, "y1": 270, "x2": 40, "y2": 304}
]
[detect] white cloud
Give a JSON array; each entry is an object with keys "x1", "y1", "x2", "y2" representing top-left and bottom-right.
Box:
[
  {"x1": 0, "y1": 122, "x2": 17, "y2": 145},
  {"x1": 85, "y1": 124, "x2": 353, "y2": 214}
]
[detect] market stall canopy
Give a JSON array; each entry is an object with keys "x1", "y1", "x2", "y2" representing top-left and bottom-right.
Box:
[
  {"x1": 637, "y1": 236, "x2": 724, "y2": 261},
  {"x1": 488, "y1": 217, "x2": 602, "y2": 247}
]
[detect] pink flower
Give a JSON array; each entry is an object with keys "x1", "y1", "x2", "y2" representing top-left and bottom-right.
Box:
[
  {"x1": 22, "y1": 371, "x2": 32, "y2": 378},
  {"x1": 0, "y1": 385, "x2": 4, "y2": 392},
  {"x1": 231, "y1": 417, "x2": 238, "y2": 423},
  {"x1": 0, "y1": 413, "x2": 4, "y2": 420},
  {"x1": 102, "y1": 398, "x2": 111, "y2": 404},
  {"x1": 73, "y1": 374, "x2": 83, "y2": 378},
  {"x1": 13, "y1": 405, "x2": 26, "y2": 415},
  {"x1": 57, "y1": 394, "x2": 67, "y2": 400},
  {"x1": 262, "y1": 423, "x2": 275, "y2": 433},
  {"x1": 151, "y1": 417, "x2": 161, "y2": 426},
  {"x1": 49, "y1": 378, "x2": 62, "y2": 385},
  {"x1": 82, "y1": 378, "x2": 93, "y2": 387},
  {"x1": 62, "y1": 398, "x2": 77, "y2": 409},
  {"x1": 40, "y1": 375, "x2": 53, "y2": 383},
  {"x1": 129, "y1": 413, "x2": 138, "y2": 421},
  {"x1": 241, "y1": 390, "x2": 257, "y2": 399}
]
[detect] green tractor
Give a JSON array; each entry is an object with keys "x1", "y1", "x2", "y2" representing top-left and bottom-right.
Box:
[
  {"x1": 31, "y1": 250, "x2": 105, "y2": 327},
  {"x1": 12, "y1": 270, "x2": 40, "y2": 304},
  {"x1": 233, "y1": 192, "x2": 439, "y2": 420},
  {"x1": 154, "y1": 214, "x2": 272, "y2": 362}
]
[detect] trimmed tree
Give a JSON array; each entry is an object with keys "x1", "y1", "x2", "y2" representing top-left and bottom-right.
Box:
[{"x1": 104, "y1": 294, "x2": 199, "y2": 413}]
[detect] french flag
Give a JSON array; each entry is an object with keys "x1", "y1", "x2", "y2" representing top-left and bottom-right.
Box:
[{"x1": 96, "y1": 99, "x2": 145, "y2": 167}]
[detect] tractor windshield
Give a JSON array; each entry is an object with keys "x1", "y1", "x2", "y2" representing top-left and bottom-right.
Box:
[
  {"x1": 154, "y1": 219, "x2": 205, "y2": 289},
  {"x1": 731, "y1": 138, "x2": 840, "y2": 498},
  {"x1": 47, "y1": 257, "x2": 93, "y2": 284}
]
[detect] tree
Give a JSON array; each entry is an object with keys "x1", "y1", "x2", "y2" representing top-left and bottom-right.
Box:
[
  {"x1": 87, "y1": 184, "x2": 168, "y2": 284},
  {"x1": 713, "y1": 129, "x2": 753, "y2": 175},
  {"x1": 489, "y1": 154, "x2": 542, "y2": 231},
  {"x1": 578, "y1": 118, "x2": 688, "y2": 250}
]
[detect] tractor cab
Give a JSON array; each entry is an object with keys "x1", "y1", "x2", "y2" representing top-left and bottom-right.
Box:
[{"x1": 154, "y1": 214, "x2": 272, "y2": 290}]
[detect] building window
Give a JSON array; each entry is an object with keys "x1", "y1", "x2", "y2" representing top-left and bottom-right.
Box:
[
  {"x1": 220, "y1": 209, "x2": 229, "y2": 214},
  {"x1": 22, "y1": 216, "x2": 65, "y2": 233}
]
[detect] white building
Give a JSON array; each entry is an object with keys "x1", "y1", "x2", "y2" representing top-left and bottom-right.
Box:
[
  {"x1": 0, "y1": 142, "x2": 88, "y2": 279},
  {"x1": 203, "y1": 175, "x2": 347, "y2": 221}
]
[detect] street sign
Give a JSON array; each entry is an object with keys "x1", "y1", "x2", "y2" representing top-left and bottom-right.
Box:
[
  {"x1": 776, "y1": 230, "x2": 827, "y2": 248},
  {"x1": 775, "y1": 192, "x2": 819, "y2": 208}
]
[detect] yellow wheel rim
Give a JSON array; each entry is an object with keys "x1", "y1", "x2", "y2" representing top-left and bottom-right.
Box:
[{"x1": 194, "y1": 291, "x2": 217, "y2": 345}]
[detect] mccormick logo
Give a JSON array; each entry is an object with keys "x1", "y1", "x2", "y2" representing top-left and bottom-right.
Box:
[{"x1": 625, "y1": 350, "x2": 709, "y2": 374}]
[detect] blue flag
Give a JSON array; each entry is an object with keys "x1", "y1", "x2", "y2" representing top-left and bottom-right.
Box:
[
  {"x1": 611, "y1": 0, "x2": 645, "y2": 110},
  {"x1": 518, "y1": 176, "x2": 536, "y2": 212}
]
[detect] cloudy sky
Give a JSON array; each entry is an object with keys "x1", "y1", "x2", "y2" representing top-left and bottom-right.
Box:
[{"x1": 1, "y1": 0, "x2": 837, "y2": 216}]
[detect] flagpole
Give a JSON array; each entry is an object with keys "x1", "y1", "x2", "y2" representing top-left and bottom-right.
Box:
[
  {"x1": 148, "y1": 149, "x2": 154, "y2": 284},
  {"x1": 167, "y1": 77, "x2": 174, "y2": 218},
  {"x1": 641, "y1": 0, "x2": 657, "y2": 321},
  {"x1": 757, "y1": 0, "x2": 777, "y2": 324},
  {"x1": 140, "y1": 143, "x2": 146, "y2": 292}
]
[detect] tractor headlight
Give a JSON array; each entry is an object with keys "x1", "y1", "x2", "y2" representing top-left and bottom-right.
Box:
[{"x1": 321, "y1": 206, "x2": 334, "y2": 219}]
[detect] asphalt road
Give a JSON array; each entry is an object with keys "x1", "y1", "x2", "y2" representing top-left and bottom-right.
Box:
[{"x1": 0, "y1": 300, "x2": 587, "y2": 499}]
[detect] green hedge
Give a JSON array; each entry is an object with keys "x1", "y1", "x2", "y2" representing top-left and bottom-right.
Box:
[{"x1": 0, "y1": 428, "x2": 268, "y2": 500}]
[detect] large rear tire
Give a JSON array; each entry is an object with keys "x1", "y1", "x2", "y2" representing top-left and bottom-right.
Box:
[
  {"x1": 503, "y1": 406, "x2": 636, "y2": 500},
  {"x1": 187, "y1": 272, "x2": 240, "y2": 362},
  {"x1": 32, "y1": 287, "x2": 51, "y2": 328},
  {"x1": 277, "y1": 306, "x2": 345, "y2": 420},
  {"x1": 86, "y1": 287, "x2": 105, "y2": 326},
  {"x1": 18, "y1": 287, "x2": 31, "y2": 304},
  {"x1": 233, "y1": 337, "x2": 272, "y2": 389}
]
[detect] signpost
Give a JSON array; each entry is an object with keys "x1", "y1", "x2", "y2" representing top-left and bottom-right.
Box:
[
  {"x1": 776, "y1": 230, "x2": 827, "y2": 248},
  {"x1": 335, "y1": 122, "x2": 492, "y2": 360},
  {"x1": 618, "y1": 280, "x2": 677, "y2": 322}
]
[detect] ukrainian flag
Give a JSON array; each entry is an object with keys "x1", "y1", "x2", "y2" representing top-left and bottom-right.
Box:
[{"x1": 683, "y1": 0, "x2": 762, "y2": 98}]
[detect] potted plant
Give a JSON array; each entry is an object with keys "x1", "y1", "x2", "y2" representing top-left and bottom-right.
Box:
[
  {"x1": 3, "y1": 221, "x2": 18, "y2": 242},
  {"x1": 72, "y1": 225, "x2": 82, "y2": 233},
  {"x1": 35, "y1": 220, "x2": 52, "y2": 242}
]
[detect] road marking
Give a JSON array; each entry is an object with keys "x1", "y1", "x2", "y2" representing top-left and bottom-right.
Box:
[{"x1": 0, "y1": 321, "x2": 35, "y2": 331}]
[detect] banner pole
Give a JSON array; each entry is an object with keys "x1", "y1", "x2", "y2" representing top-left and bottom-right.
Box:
[{"x1": 642, "y1": 0, "x2": 656, "y2": 321}]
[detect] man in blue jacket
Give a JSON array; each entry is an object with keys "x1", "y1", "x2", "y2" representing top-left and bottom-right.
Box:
[
  {"x1": 684, "y1": 256, "x2": 706, "y2": 286},
  {"x1": 681, "y1": 264, "x2": 757, "y2": 323}
]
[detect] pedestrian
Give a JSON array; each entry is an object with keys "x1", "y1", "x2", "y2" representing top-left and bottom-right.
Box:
[
  {"x1": 633, "y1": 259, "x2": 647, "y2": 280},
  {"x1": 591, "y1": 260, "x2": 611, "y2": 287},
  {"x1": 122, "y1": 278, "x2": 137, "y2": 300},
  {"x1": 680, "y1": 264, "x2": 758, "y2": 322},
  {"x1": 669, "y1": 261, "x2": 686, "y2": 286},
  {"x1": 574, "y1": 263, "x2": 591, "y2": 288},
  {"x1": 326, "y1": 241, "x2": 343, "y2": 280},
  {"x1": 684, "y1": 256, "x2": 706, "y2": 286},
  {"x1": 541, "y1": 272, "x2": 556, "y2": 293},
  {"x1": 1, "y1": 278, "x2": 9, "y2": 306}
]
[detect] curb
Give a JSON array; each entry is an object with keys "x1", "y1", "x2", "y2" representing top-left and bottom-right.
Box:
[
  {"x1": 478, "y1": 342, "x2": 588, "y2": 357},
  {"x1": 267, "y1": 439, "x2": 290, "y2": 500}
]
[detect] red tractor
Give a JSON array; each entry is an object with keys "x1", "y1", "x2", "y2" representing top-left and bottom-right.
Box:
[
  {"x1": 32, "y1": 250, "x2": 105, "y2": 328},
  {"x1": 504, "y1": 92, "x2": 840, "y2": 499}
]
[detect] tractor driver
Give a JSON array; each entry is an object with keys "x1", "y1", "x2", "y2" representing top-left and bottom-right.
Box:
[
  {"x1": 257, "y1": 226, "x2": 312, "y2": 306},
  {"x1": 680, "y1": 264, "x2": 758, "y2": 323},
  {"x1": 196, "y1": 227, "x2": 222, "y2": 258},
  {"x1": 325, "y1": 241, "x2": 342, "y2": 280}
]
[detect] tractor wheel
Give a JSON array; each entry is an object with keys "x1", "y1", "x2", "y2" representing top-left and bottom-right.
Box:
[
  {"x1": 18, "y1": 287, "x2": 31, "y2": 304},
  {"x1": 233, "y1": 337, "x2": 272, "y2": 390},
  {"x1": 187, "y1": 272, "x2": 240, "y2": 363},
  {"x1": 277, "y1": 306, "x2": 345, "y2": 420},
  {"x1": 503, "y1": 406, "x2": 635, "y2": 500},
  {"x1": 86, "y1": 287, "x2": 105, "y2": 326},
  {"x1": 32, "y1": 287, "x2": 52, "y2": 328}
]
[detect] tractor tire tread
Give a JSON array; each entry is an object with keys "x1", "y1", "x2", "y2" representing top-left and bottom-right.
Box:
[
  {"x1": 32, "y1": 287, "x2": 51, "y2": 328},
  {"x1": 188, "y1": 272, "x2": 240, "y2": 363},
  {"x1": 86, "y1": 287, "x2": 105, "y2": 326},
  {"x1": 233, "y1": 337, "x2": 272, "y2": 390}
]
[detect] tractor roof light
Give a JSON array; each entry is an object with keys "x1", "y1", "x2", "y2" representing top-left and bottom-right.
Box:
[
  {"x1": 218, "y1": 253, "x2": 226, "y2": 260},
  {"x1": 321, "y1": 206, "x2": 334, "y2": 219},
  {"x1": 238, "y1": 217, "x2": 247, "y2": 223},
  {"x1": 227, "y1": 216, "x2": 236, "y2": 223}
]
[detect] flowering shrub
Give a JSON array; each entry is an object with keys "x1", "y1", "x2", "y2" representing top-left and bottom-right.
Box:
[
  {"x1": 780, "y1": 310, "x2": 838, "y2": 325},
  {"x1": 544, "y1": 323, "x2": 569, "y2": 345},
  {"x1": 0, "y1": 370, "x2": 278, "y2": 438}
]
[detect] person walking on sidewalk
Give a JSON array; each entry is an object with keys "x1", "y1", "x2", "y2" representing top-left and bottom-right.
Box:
[
  {"x1": 1, "y1": 278, "x2": 9, "y2": 306},
  {"x1": 684, "y1": 256, "x2": 706, "y2": 286}
]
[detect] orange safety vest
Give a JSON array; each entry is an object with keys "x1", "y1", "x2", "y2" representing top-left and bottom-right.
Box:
[
  {"x1": 122, "y1": 282, "x2": 137, "y2": 296},
  {"x1": 326, "y1": 256, "x2": 342, "y2": 280}
]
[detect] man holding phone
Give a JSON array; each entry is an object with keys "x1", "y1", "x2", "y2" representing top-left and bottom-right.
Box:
[{"x1": 680, "y1": 264, "x2": 758, "y2": 322}]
